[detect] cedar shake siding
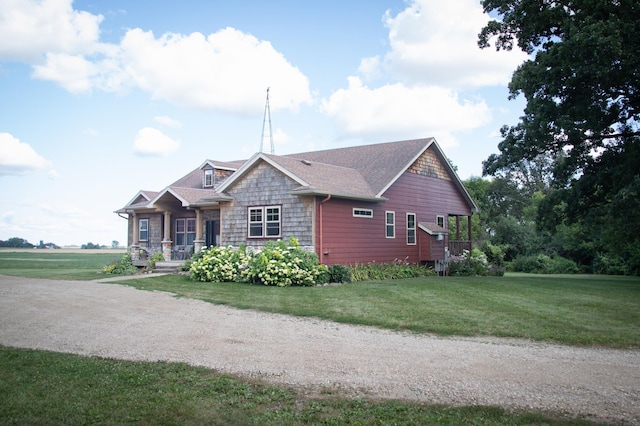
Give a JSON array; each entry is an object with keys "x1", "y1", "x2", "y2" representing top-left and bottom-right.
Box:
[{"x1": 221, "y1": 161, "x2": 315, "y2": 249}]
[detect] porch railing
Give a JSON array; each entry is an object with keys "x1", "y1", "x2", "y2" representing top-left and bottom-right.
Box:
[{"x1": 449, "y1": 240, "x2": 472, "y2": 256}]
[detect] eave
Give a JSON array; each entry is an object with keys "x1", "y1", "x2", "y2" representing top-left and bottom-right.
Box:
[{"x1": 289, "y1": 188, "x2": 387, "y2": 202}]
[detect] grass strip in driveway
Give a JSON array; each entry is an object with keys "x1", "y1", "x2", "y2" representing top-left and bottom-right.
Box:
[
  {"x1": 0, "y1": 346, "x2": 599, "y2": 426},
  {"x1": 116, "y1": 273, "x2": 640, "y2": 348}
]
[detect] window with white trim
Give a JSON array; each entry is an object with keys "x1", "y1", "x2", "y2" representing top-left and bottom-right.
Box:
[
  {"x1": 248, "y1": 206, "x2": 281, "y2": 238},
  {"x1": 138, "y1": 218, "x2": 149, "y2": 242},
  {"x1": 436, "y1": 215, "x2": 445, "y2": 228},
  {"x1": 175, "y1": 218, "x2": 196, "y2": 246},
  {"x1": 407, "y1": 213, "x2": 416, "y2": 245},
  {"x1": 385, "y1": 211, "x2": 395, "y2": 238},
  {"x1": 204, "y1": 169, "x2": 213, "y2": 187},
  {"x1": 353, "y1": 208, "x2": 373, "y2": 218}
]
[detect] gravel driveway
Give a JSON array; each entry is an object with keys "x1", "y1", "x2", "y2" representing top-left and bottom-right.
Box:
[{"x1": 0, "y1": 274, "x2": 638, "y2": 424}]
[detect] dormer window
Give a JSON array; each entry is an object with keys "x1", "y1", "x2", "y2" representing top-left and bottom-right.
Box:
[{"x1": 204, "y1": 169, "x2": 213, "y2": 187}]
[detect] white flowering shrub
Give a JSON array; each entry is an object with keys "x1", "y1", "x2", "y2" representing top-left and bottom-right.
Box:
[
  {"x1": 448, "y1": 248, "x2": 490, "y2": 276},
  {"x1": 189, "y1": 237, "x2": 327, "y2": 286},
  {"x1": 242, "y1": 237, "x2": 324, "y2": 287},
  {"x1": 189, "y1": 245, "x2": 249, "y2": 282}
]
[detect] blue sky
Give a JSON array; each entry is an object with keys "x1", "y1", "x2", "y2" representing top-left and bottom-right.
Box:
[{"x1": 0, "y1": 0, "x2": 528, "y2": 247}]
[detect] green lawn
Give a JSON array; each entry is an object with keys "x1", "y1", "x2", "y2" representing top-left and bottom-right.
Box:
[
  {"x1": 0, "y1": 346, "x2": 600, "y2": 426},
  {"x1": 120, "y1": 273, "x2": 640, "y2": 348},
  {"x1": 0, "y1": 250, "x2": 124, "y2": 280}
]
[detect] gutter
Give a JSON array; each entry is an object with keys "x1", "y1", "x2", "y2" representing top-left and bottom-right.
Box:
[{"x1": 318, "y1": 194, "x2": 331, "y2": 263}]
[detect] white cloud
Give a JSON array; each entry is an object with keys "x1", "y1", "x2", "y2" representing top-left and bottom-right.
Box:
[
  {"x1": 133, "y1": 127, "x2": 180, "y2": 157},
  {"x1": 3, "y1": 0, "x2": 313, "y2": 115},
  {"x1": 118, "y1": 28, "x2": 311, "y2": 114},
  {"x1": 321, "y1": 0, "x2": 526, "y2": 145},
  {"x1": 321, "y1": 77, "x2": 491, "y2": 147},
  {"x1": 32, "y1": 52, "x2": 96, "y2": 93},
  {"x1": 0, "y1": 0, "x2": 103, "y2": 63},
  {"x1": 362, "y1": 0, "x2": 527, "y2": 88},
  {"x1": 154, "y1": 116, "x2": 182, "y2": 128},
  {"x1": 0, "y1": 133, "x2": 52, "y2": 175}
]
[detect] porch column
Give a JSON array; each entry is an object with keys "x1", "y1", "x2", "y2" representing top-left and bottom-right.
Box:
[
  {"x1": 130, "y1": 212, "x2": 140, "y2": 260},
  {"x1": 455, "y1": 215, "x2": 461, "y2": 241},
  {"x1": 193, "y1": 208, "x2": 205, "y2": 254},
  {"x1": 467, "y1": 215, "x2": 472, "y2": 246},
  {"x1": 161, "y1": 211, "x2": 172, "y2": 261}
]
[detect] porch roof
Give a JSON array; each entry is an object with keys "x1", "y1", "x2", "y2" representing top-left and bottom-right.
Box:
[
  {"x1": 149, "y1": 187, "x2": 232, "y2": 207},
  {"x1": 418, "y1": 222, "x2": 448, "y2": 235}
]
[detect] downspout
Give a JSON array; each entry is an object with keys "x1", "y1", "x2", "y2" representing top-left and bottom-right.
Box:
[{"x1": 318, "y1": 194, "x2": 331, "y2": 263}]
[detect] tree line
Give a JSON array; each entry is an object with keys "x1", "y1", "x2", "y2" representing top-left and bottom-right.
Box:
[
  {"x1": 0, "y1": 238, "x2": 120, "y2": 250},
  {"x1": 471, "y1": 0, "x2": 639, "y2": 275}
]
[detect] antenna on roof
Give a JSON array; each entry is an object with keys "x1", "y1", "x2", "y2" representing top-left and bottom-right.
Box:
[{"x1": 260, "y1": 87, "x2": 274, "y2": 154}]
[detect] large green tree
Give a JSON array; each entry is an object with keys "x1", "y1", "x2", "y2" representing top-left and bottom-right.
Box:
[
  {"x1": 478, "y1": 0, "x2": 640, "y2": 274},
  {"x1": 479, "y1": 0, "x2": 639, "y2": 182}
]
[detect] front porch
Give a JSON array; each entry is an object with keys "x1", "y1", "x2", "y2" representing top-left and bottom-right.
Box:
[
  {"x1": 448, "y1": 214, "x2": 473, "y2": 256},
  {"x1": 449, "y1": 240, "x2": 472, "y2": 256}
]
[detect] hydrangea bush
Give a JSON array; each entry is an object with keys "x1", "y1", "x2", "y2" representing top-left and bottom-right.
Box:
[
  {"x1": 189, "y1": 237, "x2": 328, "y2": 286},
  {"x1": 189, "y1": 245, "x2": 250, "y2": 282},
  {"x1": 242, "y1": 238, "x2": 326, "y2": 286},
  {"x1": 448, "y1": 248, "x2": 490, "y2": 276}
]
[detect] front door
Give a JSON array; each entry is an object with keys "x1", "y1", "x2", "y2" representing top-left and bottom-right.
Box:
[{"x1": 205, "y1": 220, "x2": 220, "y2": 247}]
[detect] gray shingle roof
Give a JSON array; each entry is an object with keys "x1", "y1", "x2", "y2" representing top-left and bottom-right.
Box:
[
  {"x1": 262, "y1": 154, "x2": 378, "y2": 199},
  {"x1": 119, "y1": 137, "x2": 478, "y2": 211},
  {"x1": 284, "y1": 138, "x2": 434, "y2": 195}
]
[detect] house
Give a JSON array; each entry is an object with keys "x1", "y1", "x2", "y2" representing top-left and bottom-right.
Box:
[{"x1": 115, "y1": 138, "x2": 478, "y2": 267}]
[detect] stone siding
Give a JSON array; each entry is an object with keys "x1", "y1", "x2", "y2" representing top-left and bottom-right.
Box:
[
  {"x1": 408, "y1": 146, "x2": 451, "y2": 180},
  {"x1": 221, "y1": 161, "x2": 314, "y2": 248}
]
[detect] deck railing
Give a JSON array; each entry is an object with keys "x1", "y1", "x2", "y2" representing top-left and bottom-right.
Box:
[{"x1": 449, "y1": 240, "x2": 472, "y2": 256}]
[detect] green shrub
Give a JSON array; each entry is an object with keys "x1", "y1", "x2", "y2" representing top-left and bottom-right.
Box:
[
  {"x1": 349, "y1": 259, "x2": 431, "y2": 282},
  {"x1": 315, "y1": 264, "x2": 331, "y2": 284},
  {"x1": 480, "y1": 241, "x2": 505, "y2": 267},
  {"x1": 328, "y1": 264, "x2": 351, "y2": 283},
  {"x1": 148, "y1": 252, "x2": 165, "y2": 269},
  {"x1": 508, "y1": 253, "x2": 581, "y2": 274},
  {"x1": 102, "y1": 253, "x2": 137, "y2": 275},
  {"x1": 448, "y1": 248, "x2": 490, "y2": 276}
]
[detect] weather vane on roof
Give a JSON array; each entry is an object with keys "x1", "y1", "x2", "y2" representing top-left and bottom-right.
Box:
[{"x1": 260, "y1": 87, "x2": 274, "y2": 154}]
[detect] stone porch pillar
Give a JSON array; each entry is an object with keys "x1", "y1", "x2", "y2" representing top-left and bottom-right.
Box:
[
  {"x1": 162, "y1": 211, "x2": 172, "y2": 261},
  {"x1": 193, "y1": 208, "x2": 205, "y2": 254},
  {"x1": 130, "y1": 212, "x2": 140, "y2": 260}
]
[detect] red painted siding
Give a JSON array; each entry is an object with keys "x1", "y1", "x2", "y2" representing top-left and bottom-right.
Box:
[{"x1": 316, "y1": 172, "x2": 472, "y2": 265}]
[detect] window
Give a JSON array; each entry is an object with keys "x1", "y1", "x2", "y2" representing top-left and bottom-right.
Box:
[
  {"x1": 385, "y1": 211, "x2": 395, "y2": 238},
  {"x1": 139, "y1": 218, "x2": 149, "y2": 242},
  {"x1": 436, "y1": 215, "x2": 445, "y2": 228},
  {"x1": 248, "y1": 206, "x2": 281, "y2": 238},
  {"x1": 175, "y1": 218, "x2": 196, "y2": 246},
  {"x1": 407, "y1": 213, "x2": 416, "y2": 245},
  {"x1": 265, "y1": 207, "x2": 280, "y2": 237},
  {"x1": 204, "y1": 169, "x2": 213, "y2": 187},
  {"x1": 353, "y1": 208, "x2": 373, "y2": 218}
]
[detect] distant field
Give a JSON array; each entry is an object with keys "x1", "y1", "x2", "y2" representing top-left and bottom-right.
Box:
[
  {"x1": 0, "y1": 250, "x2": 126, "y2": 280},
  {"x1": 0, "y1": 248, "x2": 126, "y2": 254}
]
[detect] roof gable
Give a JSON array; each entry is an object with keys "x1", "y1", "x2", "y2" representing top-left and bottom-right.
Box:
[
  {"x1": 265, "y1": 155, "x2": 378, "y2": 200},
  {"x1": 217, "y1": 152, "x2": 382, "y2": 201},
  {"x1": 170, "y1": 159, "x2": 243, "y2": 189},
  {"x1": 285, "y1": 138, "x2": 435, "y2": 196}
]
